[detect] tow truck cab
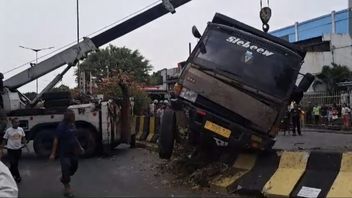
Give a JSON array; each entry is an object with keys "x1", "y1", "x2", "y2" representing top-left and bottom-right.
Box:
[{"x1": 174, "y1": 13, "x2": 313, "y2": 150}]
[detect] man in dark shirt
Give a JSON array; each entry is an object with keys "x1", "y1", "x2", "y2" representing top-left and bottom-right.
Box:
[
  {"x1": 291, "y1": 104, "x2": 302, "y2": 136},
  {"x1": 50, "y1": 109, "x2": 83, "y2": 198}
]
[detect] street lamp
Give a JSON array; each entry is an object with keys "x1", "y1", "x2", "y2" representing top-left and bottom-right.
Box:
[{"x1": 19, "y1": 45, "x2": 54, "y2": 93}]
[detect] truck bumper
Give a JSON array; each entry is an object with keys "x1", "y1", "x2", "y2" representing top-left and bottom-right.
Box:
[{"x1": 187, "y1": 106, "x2": 275, "y2": 151}]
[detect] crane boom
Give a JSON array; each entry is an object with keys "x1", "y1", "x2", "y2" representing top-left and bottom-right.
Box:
[
  {"x1": 3, "y1": 0, "x2": 191, "y2": 90},
  {"x1": 4, "y1": 38, "x2": 96, "y2": 90}
]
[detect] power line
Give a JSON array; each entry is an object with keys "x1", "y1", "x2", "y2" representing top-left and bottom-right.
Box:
[{"x1": 3, "y1": 0, "x2": 161, "y2": 75}]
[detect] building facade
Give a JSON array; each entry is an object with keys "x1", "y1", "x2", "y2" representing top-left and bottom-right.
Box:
[{"x1": 271, "y1": 4, "x2": 352, "y2": 77}]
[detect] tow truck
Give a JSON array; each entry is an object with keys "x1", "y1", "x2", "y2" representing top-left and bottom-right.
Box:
[
  {"x1": 158, "y1": 13, "x2": 315, "y2": 159},
  {"x1": 0, "y1": 0, "x2": 191, "y2": 157}
]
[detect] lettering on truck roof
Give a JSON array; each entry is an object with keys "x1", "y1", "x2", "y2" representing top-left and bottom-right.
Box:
[{"x1": 226, "y1": 36, "x2": 275, "y2": 57}]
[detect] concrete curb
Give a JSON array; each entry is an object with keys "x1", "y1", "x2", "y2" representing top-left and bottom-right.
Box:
[
  {"x1": 302, "y1": 128, "x2": 352, "y2": 134},
  {"x1": 136, "y1": 140, "x2": 351, "y2": 197},
  {"x1": 211, "y1": 151, "x2": 352, "y2": 198}
]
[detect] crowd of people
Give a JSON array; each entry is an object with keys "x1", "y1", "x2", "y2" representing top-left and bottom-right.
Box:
[
  {"x1": 281, "y1": 102, "x2": 352, "y2": 136},
  {"x1": 304, "y1": 103, "x2": 351, "y2": 129}
]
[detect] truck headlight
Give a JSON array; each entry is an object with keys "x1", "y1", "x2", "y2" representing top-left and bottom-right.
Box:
[{"x1": 179, "y1": 88, "x2": 198, "y2": 103}]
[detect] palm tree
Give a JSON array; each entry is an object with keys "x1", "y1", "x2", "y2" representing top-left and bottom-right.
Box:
[{"x1": 313, "y1": 64, "x2": 352, "y2": 94}]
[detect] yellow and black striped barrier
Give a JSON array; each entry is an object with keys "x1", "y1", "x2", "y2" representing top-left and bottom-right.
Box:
[
  {"x1": 133, "y1": 116, "x2": 159, "y2": 142},
  {"x1": 210, "y1": 151, "x2": 352, "y2": 198},
  {"x1": 132, "y1": 116, "x2": 351, "y2": 197}
]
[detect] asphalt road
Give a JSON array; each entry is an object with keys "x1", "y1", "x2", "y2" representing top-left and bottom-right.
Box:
[
  {"x1": 4, "y1": 131, "x2": 352, "y2": 197},
  {"x1": 5, "y1": 145, "x2": 215, "y2": 198},
  {"x1": 273, "y1": 131, "x2": 352, "y2": 152}
]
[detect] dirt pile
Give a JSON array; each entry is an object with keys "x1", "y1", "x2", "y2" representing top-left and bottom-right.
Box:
[{"x1": 157, "y1": 144, "x2": 235, "y2": 188}]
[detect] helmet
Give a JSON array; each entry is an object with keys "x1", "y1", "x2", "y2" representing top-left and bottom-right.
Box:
[{"x1": 153, "y1": 100, "x2": 158, "y2": 104}]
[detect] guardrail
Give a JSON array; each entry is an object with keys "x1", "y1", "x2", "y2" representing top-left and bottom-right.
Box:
[{"x1": 132, "y1": 116, "x2": 160, "y2": 143}]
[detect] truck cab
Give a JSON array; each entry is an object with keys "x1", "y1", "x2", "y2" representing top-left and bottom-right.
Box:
[{"x1": 158, "y1": 13, "x2": 314, "y2": 159}]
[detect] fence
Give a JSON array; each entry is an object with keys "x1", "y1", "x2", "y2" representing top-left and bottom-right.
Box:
[{"x1": 300, "y1": 91, "x2": 350, "y2": 108}]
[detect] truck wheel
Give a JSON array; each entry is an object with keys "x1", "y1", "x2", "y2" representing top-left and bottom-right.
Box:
[
  {"x1": 130, "y1": 134, "x2": 136, "y2": 148},
  {"x1": 33, "y1": 129, "x2": 55, "y2": 158},
  {"x1": 159, "y1": 110, "x2": 176, "y2": 159},
  {"x1": 77, "y1": 127, "x2": 97, "y2": 158}
]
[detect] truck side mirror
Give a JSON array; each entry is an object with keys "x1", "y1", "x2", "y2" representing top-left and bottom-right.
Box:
[
  {"x1": 192, "y1": 26, "x2": 202, "y2": 39},
  {"x1": 290, "y1": 73, "x2": 315, "y2": 104},
  {"x1": 298, "y1": 73, "x2": 315, "y2": 92}
]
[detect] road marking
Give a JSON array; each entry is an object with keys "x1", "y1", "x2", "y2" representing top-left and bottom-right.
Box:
[
  {"x1": 136, "y1": 116, "x2": 145, "y2": 140},
  {"x1": 146, "y1": 117, "x2": 156, "y2": 142},
  {"x1": 262, "y1": 151, "x2": 309, "y2": 197},
  {"x1": 210, "y1": 153, "x2": 256, "y2": 193},
  {"x1": 327, "y1": 152, "x2": 352, "y2": 198}
]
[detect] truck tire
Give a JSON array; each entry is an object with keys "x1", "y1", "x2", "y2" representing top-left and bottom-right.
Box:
[
  {"x1": 76, "y1": 127, "x2": 97, "y2": 158},
  {"x1": 33, "y1": 129, "x2": 55, "y2": 158},
  {"x1": 158, "y1": 110, "x2": 176, "y2": 159}
]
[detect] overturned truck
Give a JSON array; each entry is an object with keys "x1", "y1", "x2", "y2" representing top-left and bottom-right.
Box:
[{"x1": 159, "y1": 13, "x2": 314, "y2": 159}]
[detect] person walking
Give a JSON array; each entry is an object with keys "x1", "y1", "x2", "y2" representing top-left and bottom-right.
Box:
[
  {"x1": 341, "y1": 104, "x2": 351, "y2": 129},
  {"x1": 50, "y1": 109, "x2": 84, "y2": 198},
  {"x1": 291, "y1": 104, "x2": 303, "y2": 136},
  {"x1": 1, "y1": 118, "x2": 26, "y2": 183}
]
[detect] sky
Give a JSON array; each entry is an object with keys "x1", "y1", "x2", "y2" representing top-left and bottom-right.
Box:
[{"x1": 0, "y1": 0, "x2": 348, "y2": 93}]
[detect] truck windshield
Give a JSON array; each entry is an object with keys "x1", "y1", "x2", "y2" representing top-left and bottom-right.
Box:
[{"x1": 193, "y1": 26, "x2": 302, "y2": 98}]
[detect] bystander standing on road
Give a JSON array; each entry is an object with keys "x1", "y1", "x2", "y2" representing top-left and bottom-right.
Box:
[
  {"x1": 320, "y1": 105, "x2": 328, "y2": 125},
  {"x1": 0, "y1": 118, "x2": 26, "y2": 183},
  {"x1": 332, "y1": 104, "x2": 339, "y2": 125},
  {"x1": 305, "y1": 102, "x2": 313, "y2": 124},
  {"x1": 341, "y1": 104, "x2": 351, "y2": 129},
  {"x1": 149, "y1": 100, "x2": 158, "y2": 116},
  {"x1": 50, "y1": 109, "x2": 84, "y2": 198},
  {"x1": 312, "y1": 104, "x2": 321, "y2": 125},
  {"x1": 327, "y1": 106, "x2": 333, "y2": 125},
  {"x1": 291, "y1": 103, "x2": 303, "y2": 136},
  {"x1": 300, "y1": 107, "x2": 305, "y2": 127}
]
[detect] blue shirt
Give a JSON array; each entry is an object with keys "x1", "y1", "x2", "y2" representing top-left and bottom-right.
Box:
[{"x1": 55, "y1": 122, "x2": 78, "y2": 156}]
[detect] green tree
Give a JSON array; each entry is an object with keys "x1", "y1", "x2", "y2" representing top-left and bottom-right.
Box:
[
  {"x1": 78, "y1": 45, "x2": 153, "y2": 118},
  {"x1": 313, "y1": 64, "x2": 352, "y2": 94},
  {"x1": 148, "y1": 71, "x2": 163, "y2": 85},
  {"x1": 24, "y1": 92, "x2": 37, "y2": 100},
  {"x1": 78, "y1": 45, "x2": 152, "y2": 83},
  {"x1": 98, "y1": 71, "x2": 150, "y2": 115},
  {"x1": 50, "y1": 84, "x2": 70, "y2": 92}
]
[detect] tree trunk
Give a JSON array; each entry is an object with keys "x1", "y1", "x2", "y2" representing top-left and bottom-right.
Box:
[{"x1": 120, "y1": 83, "x2": 131, "y2": 143}]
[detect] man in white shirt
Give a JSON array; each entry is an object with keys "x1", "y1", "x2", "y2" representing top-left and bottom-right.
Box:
[{"x1": 1, "y1": 118, "x2": 26, "y2": 183}]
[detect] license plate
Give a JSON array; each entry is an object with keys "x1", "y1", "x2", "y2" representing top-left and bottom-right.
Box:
[{"x1": 204, "y1": 121, "x2": 231, "y2": 138}]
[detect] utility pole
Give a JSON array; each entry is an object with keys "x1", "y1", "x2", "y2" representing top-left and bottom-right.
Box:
[
  {"x1": 77, "y1": 0, "x2": 84, "y2": 94},
  {"x1": 19, "y1": 46, "x2": 54, "y2": 93},
  {"x1": 349, "y1": 0, "x2": 352, "y2": 36}
]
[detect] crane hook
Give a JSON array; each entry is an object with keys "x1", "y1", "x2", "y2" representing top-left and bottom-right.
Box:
[{"x1": 260, "y1": 0, "x2": 271, "y2": 33}]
